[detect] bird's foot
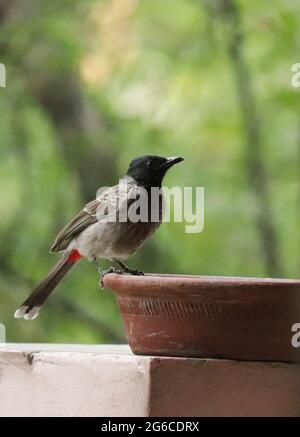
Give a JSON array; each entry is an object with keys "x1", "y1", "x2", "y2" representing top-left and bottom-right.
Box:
[
  {"x1": 114, "y1": 260, "x2": 144, "y2": 277},
  {"x1": 99, "y1": 267, "x2": 124, "y2": 289},
  {"x1": 123, "y1": 267, "x2": 144, "y2": 276}
]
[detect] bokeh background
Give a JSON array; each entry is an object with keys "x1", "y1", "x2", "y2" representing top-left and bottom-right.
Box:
[{"x1": 0, "y1": 0, "x2": 299, "y2": 343}]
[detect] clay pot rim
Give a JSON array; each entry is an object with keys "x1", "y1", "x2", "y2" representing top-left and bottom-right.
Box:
[{"x1": 103, "y1": 273, "x2": 300, "y2": 292}]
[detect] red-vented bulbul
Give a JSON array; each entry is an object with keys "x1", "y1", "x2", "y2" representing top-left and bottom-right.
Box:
[{"x1": 14, "y1": 155, "x2": 183, "y2": 320}]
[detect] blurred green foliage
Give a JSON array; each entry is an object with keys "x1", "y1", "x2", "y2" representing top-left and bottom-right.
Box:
[{"x1": 0, "y1": 0, "x2": 299, "y2": 343}]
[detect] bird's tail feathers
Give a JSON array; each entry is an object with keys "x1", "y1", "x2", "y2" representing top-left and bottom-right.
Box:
[{"x1": 14, "y1": 250, "x2": 81, "y2": 320}]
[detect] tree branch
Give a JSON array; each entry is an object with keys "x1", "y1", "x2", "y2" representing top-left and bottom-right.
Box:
[{"x1": 206, "y1": 0, "x2": 283, "y2": 277}]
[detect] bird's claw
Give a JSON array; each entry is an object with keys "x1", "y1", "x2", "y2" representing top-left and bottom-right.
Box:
[
  {"x1": 99, "y1": 266, "x2": 144, "y2": 289},
  {"x1": 125, "y1": 268, "x2": 144, "y2": 276},
  {"x1": 99, "y1": 267, "x2": 123, "y2": 289}
]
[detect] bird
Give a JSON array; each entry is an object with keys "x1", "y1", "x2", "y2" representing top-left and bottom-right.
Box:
[{"x1": 14, "y1": 155, "x2": 184, "y2": 320}]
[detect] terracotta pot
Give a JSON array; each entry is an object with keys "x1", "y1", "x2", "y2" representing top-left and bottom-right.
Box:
[{"x1": 103, "y1": 274, "x2": 300, "y2": 362}]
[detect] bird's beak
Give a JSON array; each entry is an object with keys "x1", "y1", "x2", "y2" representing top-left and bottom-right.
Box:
[{"x1": 161, "y1": 156, "x2": 184, "y2": 170}]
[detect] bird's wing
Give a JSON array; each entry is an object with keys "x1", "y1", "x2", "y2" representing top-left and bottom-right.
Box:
[
  {"x1": 50, "y1": 184, "x2": 120, "y2": 253},
  {"x1": 50, "y1": 199, "x2": 100, "y2": 253},
  {"x1": 50, "y1": 178, "x2": 137, "y2": 253}
]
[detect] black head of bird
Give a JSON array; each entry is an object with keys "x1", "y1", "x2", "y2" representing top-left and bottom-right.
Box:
[{"x1": 126, "y1": 155, "x2": 184, "y2": 188}]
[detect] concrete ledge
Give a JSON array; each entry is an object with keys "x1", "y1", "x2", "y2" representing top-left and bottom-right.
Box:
[{"x1": 0, "y1": 344, "x2": 300, "y2": 416}]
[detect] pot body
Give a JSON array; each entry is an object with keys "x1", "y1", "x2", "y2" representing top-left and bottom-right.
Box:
[{"x1": 104, "y1": 274, "x2": 300, "y2": 362}]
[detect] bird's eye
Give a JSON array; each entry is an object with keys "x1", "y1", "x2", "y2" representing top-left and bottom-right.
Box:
[{"x1": 146, "y1": 160, "x2": 153, "y2": 169}]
